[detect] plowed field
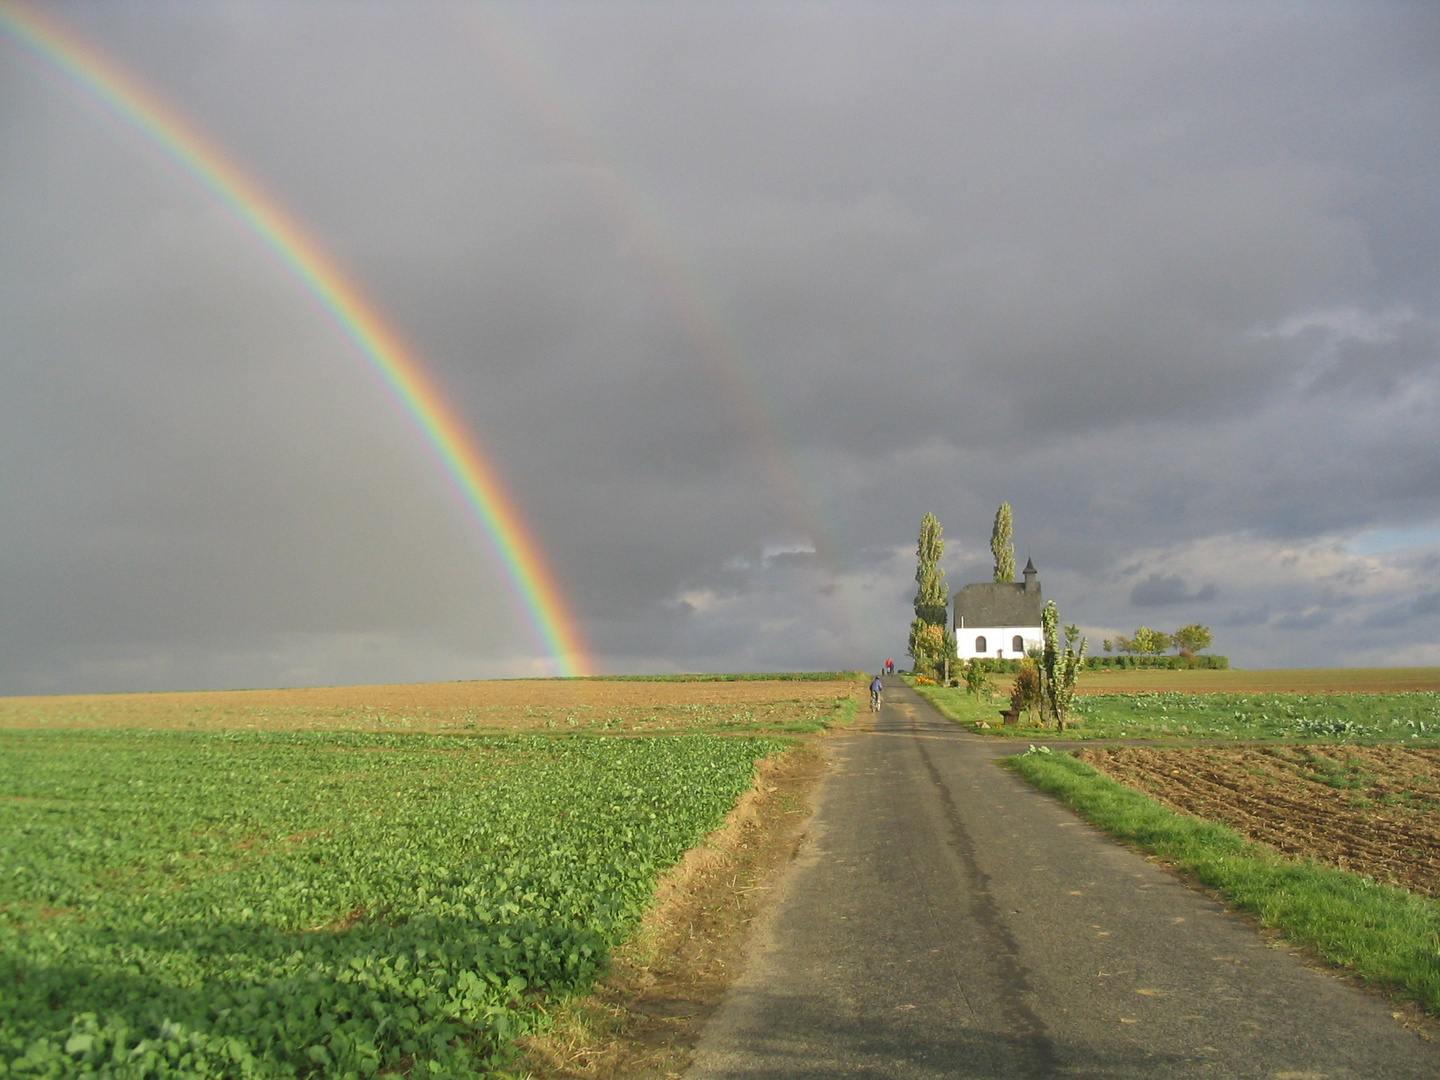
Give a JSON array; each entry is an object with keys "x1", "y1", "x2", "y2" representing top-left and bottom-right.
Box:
[{"x1": 1075, "y1": 745, "x2": 1440, "y2": 897}]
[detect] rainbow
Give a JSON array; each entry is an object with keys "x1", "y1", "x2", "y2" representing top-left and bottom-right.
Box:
[
  {"x1": 466, "y1": 6, "x2": 862, "y2": 657},
  {"x1": 0, "y1": 1, "x2": 592, "y2": 677}
]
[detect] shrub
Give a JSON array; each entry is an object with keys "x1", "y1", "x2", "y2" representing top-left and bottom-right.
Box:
[
  {"x1": 1010, "y1": 660, "x2": 1042, "y2": 723},
  {"x1": 1084, "y1": 655, "x2": 1229, "y2": 671},
  {"x1": 962, "y1": 659, "x2": 989, "y2": 697},
  {"x1": 970, "y1": 657, "x2": 1023, "y2": 675},
  {"x1": 1038, "y1": 601, "x2": 1086, "y2": 728}
]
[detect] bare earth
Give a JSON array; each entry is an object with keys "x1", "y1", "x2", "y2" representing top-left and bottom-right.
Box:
[
  {"x1": 1076, "y1": 745, "x2": 1440, "y2": 896},
  {"x1": 0, "y1": 678, "x2": 861, "y2": 734}
]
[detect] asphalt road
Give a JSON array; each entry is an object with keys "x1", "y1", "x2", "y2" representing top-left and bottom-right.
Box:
[{"x1": 685, "y1": 677, "x2": 1439, "y2": 1079}]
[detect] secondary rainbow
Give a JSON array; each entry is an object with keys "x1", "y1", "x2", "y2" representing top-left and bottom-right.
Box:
[
  {"x1": 467, "y1": 7, "x2": 862, "y2": 657},
  {"x1": 0, "y1": 1, "x2": 592, "y2": 677}
]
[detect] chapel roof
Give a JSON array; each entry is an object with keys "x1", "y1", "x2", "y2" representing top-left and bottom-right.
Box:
[{"x1": 953, "y1": 565, "x2": 1043, "y2": 628}]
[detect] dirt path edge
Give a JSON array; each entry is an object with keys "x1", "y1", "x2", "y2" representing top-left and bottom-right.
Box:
[{"x1": 505, "y1": 740, "x2": 830, "y2": 1079}]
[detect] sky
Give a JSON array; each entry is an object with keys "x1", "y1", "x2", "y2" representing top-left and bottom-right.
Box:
[{"x1": 2, "y1": 1, "x2": 1439, "y2": 693}]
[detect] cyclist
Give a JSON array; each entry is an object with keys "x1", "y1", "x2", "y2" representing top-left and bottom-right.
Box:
[{"x1": 870, "y1": 673, "x2": 884, "y2": 712}]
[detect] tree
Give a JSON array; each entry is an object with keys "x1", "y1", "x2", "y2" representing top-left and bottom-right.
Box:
[
  {"x1": 1113, "y1": 634, "x2": 1133, "y2": 654},
  {"x1": 908, "y1": 514, "x2": 954, "y2": 679},
  {"x1": 907, "y1": 620, "x2": 947, "y2": 677},
  {"x1": 991, "y1": 503, "x2": 1015, "y2": 583},
  {"x1": 1038, "y1": 601, "x2": 1087, "y2": 729},
  {"x1": 913, "y1": 513, "x2": 949, "y2": 627},
  {"x1": 1172, "y1": 624, "x2": 1213, "y2": 654},
  {"x1": 963, "y1": 658, "x2": 990, "y2": 698},
  {"x1": 940, "y1": 626, "x2": 957, "y2": 684},
  {"x1": 1011, "y1": 658, "x2": 1042, "y2": 723},
  {"x1": 1131, "y1": 626, "x2": 1171, "y2": 655}
]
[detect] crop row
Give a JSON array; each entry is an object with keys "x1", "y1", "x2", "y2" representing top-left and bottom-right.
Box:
[
  {"x1": 0, "y1": 729, "x2": 783, "y2": 1079},
  {"x1": 1073, "y1": 691, "x2": 1440, "y2": 739}
]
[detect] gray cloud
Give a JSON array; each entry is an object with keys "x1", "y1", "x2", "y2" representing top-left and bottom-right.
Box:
[
  {"x1": 2, "y1": 2, "x2": 1439, "y2": 690},
  {"x1": 1129, "y1": 574, "x2": 1220, "y2": 608},
  {"x1": 1364, "y1": 590, "x2": 1440, "y2": 630},
  {"x1": 1273, "y1": 610, "x2": 1333, "y2": 631}
]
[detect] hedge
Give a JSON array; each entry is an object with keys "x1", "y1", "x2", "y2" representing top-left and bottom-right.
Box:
[
  {"x1": 1086, "y1": 655, "x2": 1229, "y2": 670},
  {"x1": 959, "y1": 655, "x2": 1229, "y2": 674}
]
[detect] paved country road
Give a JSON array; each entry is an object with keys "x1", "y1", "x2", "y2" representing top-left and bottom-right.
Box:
[{"x1": 685, "y1": 677, "x2": 1439, "y2": 1079}]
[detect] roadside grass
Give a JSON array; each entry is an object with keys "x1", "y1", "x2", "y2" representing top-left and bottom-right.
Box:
[
  {"x1": 829, "y1": 695, "x2": 860, "y2": 730},
  {"x1": 1007, "y1": 749, "x2": 1440, "y2": 1014},
  {"x1": 910, "y1": 679, "x2": 1440, "y2": 743},
  {"x1": 505, "y1": 743, "x2": 827, "y2": 1080},
  {"x1": 908, "y1": 681, "x2": 1011, "y2": 728}
]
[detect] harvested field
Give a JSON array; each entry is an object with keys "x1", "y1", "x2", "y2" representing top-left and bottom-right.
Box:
[
  {"x1": 1075, "y1": 667, "x2": 1440, "y2": 695},
  {"x1": 0, "y1": 677, "x2": 862, "y2": 735},
  {"x1": 1076, "y1": 745, "x2": 1440, "y2": 896}
]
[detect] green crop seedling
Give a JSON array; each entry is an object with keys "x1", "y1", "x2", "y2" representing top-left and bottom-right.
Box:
[{"x1": 0, "y1": 729, "x2": 782, "y2": 1078}]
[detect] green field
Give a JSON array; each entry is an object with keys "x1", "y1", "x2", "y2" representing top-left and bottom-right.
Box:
[
  {"x1": 1072, "y1": 692, "x2": 1440, "y2": 740},
  {"x1": 0, "y1": 729, "x2": 783, "y2": 1078},
  {"x1": 913, "y1": 681, "x2": 1440, "y2": 741}
]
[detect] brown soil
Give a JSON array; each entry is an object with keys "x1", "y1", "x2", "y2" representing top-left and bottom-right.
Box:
[
  {"x1": 1075, "y1": 667, "x2": 1440, "y2": 695},
  {"x1": 0, "y1": 678, "x2": 861, "y2": 734},
  {"x1": 507, "y1": 738, "x2": 832, "y2": 1080},
  {"x1": 1075, "y1": 745, "x2": 1440, "y2": 896}
]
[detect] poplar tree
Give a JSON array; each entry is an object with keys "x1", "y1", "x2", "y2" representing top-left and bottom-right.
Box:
[
  {"x1": 991, "y1": 503, "x2": 1015, "y2": 583},
  {"x1": 908, "y1": 513, "x2": 950, "y2": 677},
  {"x1": 913, "y1": 513, "x2": 949, "y2": 626},
  {"x1": 1038, "y1": 601, "x2": 1087, "y2": 729}
]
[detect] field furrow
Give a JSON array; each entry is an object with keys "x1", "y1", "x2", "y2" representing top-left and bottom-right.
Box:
[{"x1": 1076, "y1": 746, "x2": 1440, "y2": 897}]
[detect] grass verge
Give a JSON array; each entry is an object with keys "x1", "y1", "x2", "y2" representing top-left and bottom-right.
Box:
[
  {"x1": 1006, "y1": 748, "x2": 1440, "y2": 1014},
  {"x1": 504, "y1": 742, "x2": 828, "y2": 1078},
  {"x1": 906, "y1": 680, "x2": 1008, "y2": 728}
]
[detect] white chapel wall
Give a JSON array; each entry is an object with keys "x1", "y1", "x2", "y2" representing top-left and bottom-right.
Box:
[{"x1": 954, "y1": 625, "x2": 1042, "y2": 661}]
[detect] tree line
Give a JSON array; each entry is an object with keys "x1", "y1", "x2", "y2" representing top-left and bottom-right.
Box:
[{"x1": 1105, "y1": 624, "x2": 1213, "y2": 656}]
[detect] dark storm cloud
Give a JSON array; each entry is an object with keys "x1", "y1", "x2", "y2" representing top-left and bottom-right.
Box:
[
  {"x1": 1364, "y1": 591, "x2": 1440, "y2": 630},
  {"x1": 3, "y1": 2, "x2": 1439, "y2": 689},
  {"x1": 1129, "y1": 574, "x2": 1219, "y2": 608}
]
